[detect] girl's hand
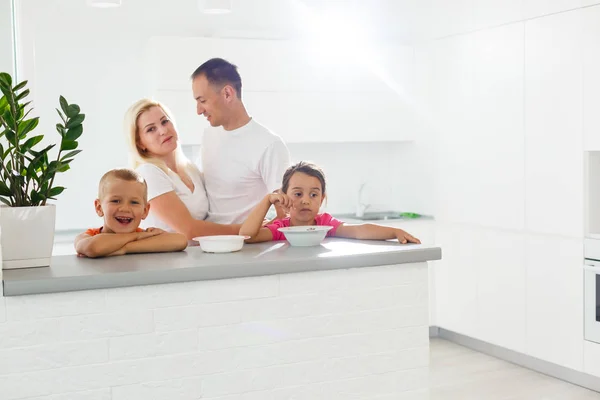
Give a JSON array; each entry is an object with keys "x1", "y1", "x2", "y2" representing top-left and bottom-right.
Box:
[
  {"x1": 395, "y1": 229, "x2": 421, "y2": 244},
  {"x1": 268, "y1": 192, "x2": 292, "y2": 211}
]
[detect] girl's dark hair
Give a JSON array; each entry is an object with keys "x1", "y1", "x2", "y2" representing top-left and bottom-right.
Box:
[{"x1": 281, "y1": 161, "x2": 326, "y2": 195}]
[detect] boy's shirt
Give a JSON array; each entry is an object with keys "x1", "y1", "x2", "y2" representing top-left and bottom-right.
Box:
[{"x1": 85, "y1": 227, "x2": 144, "y2": 236}]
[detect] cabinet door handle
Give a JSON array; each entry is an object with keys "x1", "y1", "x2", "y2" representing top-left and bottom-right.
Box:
[{"x1": 584, "y1": 264, "x2": 600, "y2": 273}]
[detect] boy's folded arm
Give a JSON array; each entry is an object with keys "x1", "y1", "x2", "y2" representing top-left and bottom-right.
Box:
[
  {"x1": 74, "y1": 232, "x2": 139, "y2": 258},
  {"x1": 122, "y1": 232, "x2": 188, "y2": 255}
]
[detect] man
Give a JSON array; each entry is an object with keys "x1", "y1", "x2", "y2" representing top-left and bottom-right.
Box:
[{"x1": 191, "y1": 58, "x2": 291, "y2": 224}]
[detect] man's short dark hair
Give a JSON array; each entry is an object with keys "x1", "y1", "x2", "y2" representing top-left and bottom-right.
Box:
[{"x1": 191, "y1": 58, "x2": 242, "y2": 99}]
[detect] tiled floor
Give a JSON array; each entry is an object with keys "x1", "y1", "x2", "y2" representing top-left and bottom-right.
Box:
[{"x1": 431, "y1": 338, "x2": 600, "y2": 399}]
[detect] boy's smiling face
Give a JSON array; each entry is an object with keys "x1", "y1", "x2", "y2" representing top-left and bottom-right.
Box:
[{"x1": 94, "y1": 178, "x2": 149, "y2": 233}]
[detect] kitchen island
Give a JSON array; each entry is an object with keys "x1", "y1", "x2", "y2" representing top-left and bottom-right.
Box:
[{"x1": 0, "y1": 238, "x2": 440, "y2": 400}]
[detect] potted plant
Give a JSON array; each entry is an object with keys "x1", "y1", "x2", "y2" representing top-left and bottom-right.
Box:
[{"x1": 0, "y1": 72, "x2": 84, "y2": 269}]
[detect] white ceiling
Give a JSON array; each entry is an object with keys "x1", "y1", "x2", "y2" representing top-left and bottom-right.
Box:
[{"x1": 20, "y1": 0, "x2": 430, "y2": 43}]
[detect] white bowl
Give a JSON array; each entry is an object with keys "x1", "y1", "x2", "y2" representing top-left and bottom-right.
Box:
[
  {"x1": 193, "y1": 235, "x2": 250, "y2": 253},
  {"x1": 277, "y1": 226, "x2": 333, "y2": 247}
]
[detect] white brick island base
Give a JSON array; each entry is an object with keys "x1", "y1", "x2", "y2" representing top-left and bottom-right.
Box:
[{"x1": 0, "y1": 263, "x2": 429, "y2": 400}]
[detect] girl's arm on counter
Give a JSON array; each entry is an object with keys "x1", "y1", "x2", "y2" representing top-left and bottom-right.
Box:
[{"x1": 335, "y1": 223, "x2": 421, "y2": 244}]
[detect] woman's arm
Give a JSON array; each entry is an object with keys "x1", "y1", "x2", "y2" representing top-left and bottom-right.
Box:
[
  {"x1": 74, "y1": 230, "x2": 160, "y2": 258},
  {"x1": 148, "y1": 191, "x2": 240, "y2": 240},
  {"x1": 121, "y1": 231, "x2": 188, "y2": 254},
  {"x1": 335, "y1": 224, "x2": 421, "y2": 244}
]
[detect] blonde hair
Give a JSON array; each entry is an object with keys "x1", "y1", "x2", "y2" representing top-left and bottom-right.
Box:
[
  {"x1": 98, "y1": 168, "x2": 148, "y2": 201},
  {"x1": 124, "y1": 98, "x2": 193, "y2": 175}
]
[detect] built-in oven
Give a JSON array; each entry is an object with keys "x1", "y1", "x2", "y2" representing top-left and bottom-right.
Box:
[{"x1": 584, "y1": 238, "x2": 600, "y2": 344}]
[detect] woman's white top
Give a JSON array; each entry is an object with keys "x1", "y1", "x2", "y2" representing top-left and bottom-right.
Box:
[{"x1": 136, "y1": 163, "x2": 209, "y2": 232}]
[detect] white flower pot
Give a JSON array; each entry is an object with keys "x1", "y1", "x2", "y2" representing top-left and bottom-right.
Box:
[{"x1": 0, "y1": 205, "x2": 56, "y2": 269}]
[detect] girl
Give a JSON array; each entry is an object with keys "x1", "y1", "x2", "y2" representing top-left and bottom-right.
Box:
[{"x1": 240, "y1": 161, "x2": 421, "y2": 244}]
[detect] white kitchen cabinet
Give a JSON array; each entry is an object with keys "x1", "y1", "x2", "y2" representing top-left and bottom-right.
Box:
[
  {"x1": 583, "y1": 6, "x2": 600, "y2": 151},
  {"x1": 430, "y1": 0, "x2": 475, "y2": 39},
  {"x1": 522, "y1": 0, "x2": 583, "y2": 19},
  {"x1": 433, "y1": 224, "x2": 479, "y2": 337},
  {"x1": 524, "y1": 10, "x2": 584, "y2": 238},
  {"x1": 432, "y1": 23, "x2": 526, "y2": 231},
  {"x1": 475, "y1": 229, "x2": 527, "y2": 353},
  {"x1": 584, "y1": 339, "x2": 600, "y2": 377},
  {"x1": 526, "y1": 235, "x2": 584, "y2": 371},
  {"x1": 145, "y1": 36, "x2": 418, "y2": 144},
  {"x1": 473, "y1": 0, "x2": 523, "y2": 31}
]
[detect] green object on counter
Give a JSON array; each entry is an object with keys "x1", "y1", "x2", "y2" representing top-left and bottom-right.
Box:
[{"x1": 399, "y1": 212, "x2": 421, "y2": 218}]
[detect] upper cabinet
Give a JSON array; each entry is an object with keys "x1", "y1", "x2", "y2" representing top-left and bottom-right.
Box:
[
  {"x1": 583, "y1": 5, "x2": 600, "y2": 151},
  {"x1": 144, "y1": 37, "x2": 421, "y2": 144}
]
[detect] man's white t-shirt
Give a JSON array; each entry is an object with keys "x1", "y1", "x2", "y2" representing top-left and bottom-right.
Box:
[
  {"x1": 136, "y1": 163, "x2": 209, "y2": 232},
  {"x1": 199, "y1": 119, "x2": 291, "y2": 224}
]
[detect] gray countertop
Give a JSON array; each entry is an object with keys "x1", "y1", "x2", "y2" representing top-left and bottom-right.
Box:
[{"x1": 2, "y1": 238, "x2": 442, "y2": 297}]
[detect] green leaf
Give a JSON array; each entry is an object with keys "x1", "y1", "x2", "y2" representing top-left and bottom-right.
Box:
[
  {"x1": 65, "y1": 113, "x2": 85, "y2": 129},
  {"x1": 2, "y1": 109, "x2": 16, "y2": 130},
  {"x1": 61, "y1": 150, "x2": 82, "y2": 160},
  {"x1": 0, "y1": 95, "x2": 7, "y2": 113},
  {"x1": 30, "y1": 190, "x2": 44, "y2": 205},
  {"x1": 65, "y1": 104, "x2": 80, "y2": 118},
  {"x1": 61, "y1": 140, "x2": 78, "y2": 151},
  {"x1": 48, "y1": 186, "x2": 65, "y2": 197},
  {"x1": 0, "y1": 181, "x2": 10, "y2": 196},
  {"x1": 21, "y1": 135, "x2": 43, "y2": 152},
  {"x1": 57, "y1": 163, "x2": 70, "y2": 173},
  {"x1": 0, "y1": 196, "x2": 11, "y2": 206},
  {"x1": 56, "y1": 123, "x2": 66, "y2": 137},
  {"x1": 65, "y1": 124, "x2": 83, "y2": 141},
  {"x1": 55, "y1": 108, "x2": 66, "y2": 124},
  {"x1": 5, "y1": 129, "x2": 16, "y2": 146},
  {"x1": 17, "y1": 117, "x2": 39, "y2": 139},
  {"x1": 59, "y1": 96, "x2": 68, "y2": 114},
  {"x1": 13, "y1": 80, "x2": 27, "y2": 92},
  {"x1": 0, "y1": 73, "x2": 12, "y2": 89},
  {"x1": 15, "y1": 89, "x2": 30, "y2": 102}
]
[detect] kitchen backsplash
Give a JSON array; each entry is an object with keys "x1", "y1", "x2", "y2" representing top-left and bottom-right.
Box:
[{"x1": 183, "y1": 140, "x2": 434, "y2": 216}]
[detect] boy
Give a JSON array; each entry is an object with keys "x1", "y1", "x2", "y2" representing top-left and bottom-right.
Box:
[{"x1": 74, "y1": 168, "x2": 188, "y2": 258}]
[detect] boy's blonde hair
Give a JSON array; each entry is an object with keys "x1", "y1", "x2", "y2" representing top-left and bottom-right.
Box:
[
  {"x1": 123, "y1": 98, "x2": 192, "y2": 175},
  {"x1": 98, "y1": 168, "x2": 148, "y2": 201}
]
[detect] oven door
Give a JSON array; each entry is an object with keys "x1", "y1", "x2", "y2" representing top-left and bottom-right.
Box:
[{"x1": 585, "y1": 259, "x2": 600, "y2": 344}]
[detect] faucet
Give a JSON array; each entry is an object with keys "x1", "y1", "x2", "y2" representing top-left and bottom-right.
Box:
[{"x1": 356, "y1": 182, "x2": 370, "y2": 218}]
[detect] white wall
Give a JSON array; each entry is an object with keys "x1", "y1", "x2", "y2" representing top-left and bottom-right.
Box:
[
  {"x1": 14, "y1": 0, "x2": 434, "y2": 231},
  {"x1": 0, "y1": 0, "x2": 13, "y2": 75},
  {"x1": 421, "y1": 0, "x2": 598, "y2": 374}
]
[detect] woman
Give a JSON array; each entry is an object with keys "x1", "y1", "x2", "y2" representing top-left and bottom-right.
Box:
[{"x1": 124, "y1": 98, "x2": 240, "y2": 239}]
